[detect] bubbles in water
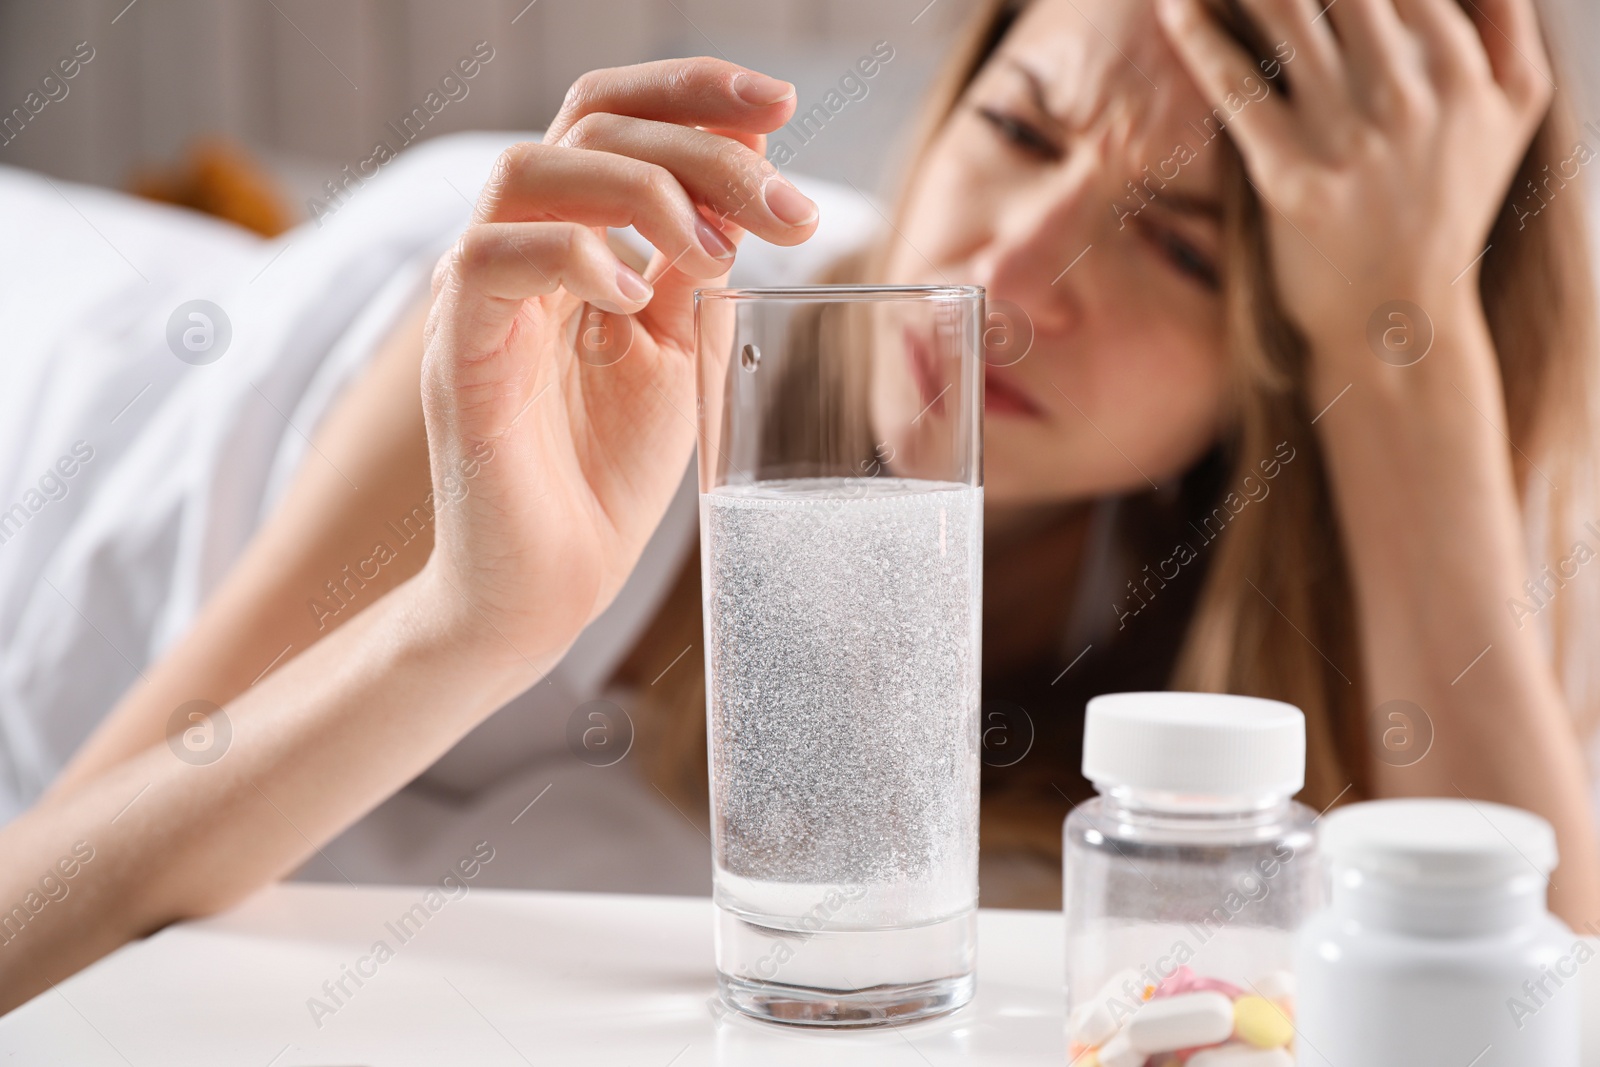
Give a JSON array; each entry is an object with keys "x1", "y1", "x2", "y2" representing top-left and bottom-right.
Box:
[{"x1": 702, "y1": 476, "x2": 982, "y2": 926}]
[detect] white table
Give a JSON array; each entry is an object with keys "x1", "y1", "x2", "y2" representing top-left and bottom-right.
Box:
[
  {"x1": 3, "y1": 884, "x2": 1596, "y2": 1065},
  {"x1": 0, "y1": 885, "x2": 1066, "y2": 1065}
]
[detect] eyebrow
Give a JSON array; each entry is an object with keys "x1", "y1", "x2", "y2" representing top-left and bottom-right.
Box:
[
  {"x1": 1001, "y1": 58, "x2": 1223, "y2": 222},
  {"x1": 1152, "y1": 191, "x2": 1223, "y2": 221},
  {"x1": 1002, "y1": 59, "x2": 1067, "y2": 128}
]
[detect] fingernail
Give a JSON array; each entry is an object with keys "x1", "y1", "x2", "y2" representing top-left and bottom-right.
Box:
[
  {"x1": 616, "y1": 263, "x2": 653, "y2": 304},
  {"x1": 696, "y1": 216, "x2": 736, "y2": 259},
  {"x1": 763, "y1": 176, "x2": 818, "y2": 227},
  {"x1": 733, "y1": 72, "x2": 795, "y2": 107}
]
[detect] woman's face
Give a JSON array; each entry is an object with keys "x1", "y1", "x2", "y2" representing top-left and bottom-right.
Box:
[{"x1": 882, "y1": 0, "x2": 1235, "y2": 507}]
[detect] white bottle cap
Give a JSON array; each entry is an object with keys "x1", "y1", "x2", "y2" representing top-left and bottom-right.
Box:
[
  {"x1": 1319, "y1": 798, "x2": 1557, "y2": 888},
  {"x1": 1082, "y1": 692, "x2": 1306, "y2": 801}
]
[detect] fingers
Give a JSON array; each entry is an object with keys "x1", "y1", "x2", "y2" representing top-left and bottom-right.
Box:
[
  {"x1": 1365, "y1": 0, "x2": 1551, "y2": 116},
  {"x1": 430, "y1": 221, "x2": 650, "y2": 362},
  {"x1": 1324, "y1": 0, "x2": 1414, "y2": 63},
  {"x1": 1455, "y1": 0, "x2": 1554, "y2": 109},
  {"x1": 1314, "y1": 0, "x2": 1457, "y2": 132},
  {"x1": 544, "y1": 57, "x2": 796, "y2": 145},
  {"x1": 474, "y1": 142, "x2": 747, "y2": 278},
  {"x1": 1235, "y1": 0, "x2": 1344, "y2": 101},
  {"x1": 555, "y1": 114, "x2": 818, "y2": 245},
  {"x1": 439, "y1": 56, "x2": 818, "y2": 366},
  {"x1": 1391, "y1": 0, "x2": 1494, "y2": 86},
  {"x1": 1225, "y1": 0, "x2": 1508, "y2": 129},
  {"x1": 1157, "y1": 0, "x2": 1297, "y2": 170}
]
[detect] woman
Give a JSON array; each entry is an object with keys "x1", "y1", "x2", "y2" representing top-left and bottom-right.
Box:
[{"x1": 2, "y1": 0, "x2": 1597, "y2": 1012}]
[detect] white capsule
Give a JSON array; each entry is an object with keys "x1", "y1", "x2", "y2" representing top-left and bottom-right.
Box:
[
  {"x1": 1253, "y1": 969, "x2": 1295, "y2": 1002},
  {"x1": 1069, "y1": 966, "x2": 1146, "y2": 1047},
  {"x1": 1096, "y1": 966, "x2": 1150, "y2": 1006},
  {"x1": 1127, "y1": 990, "x2": 1235, "y2": 1053},
  {"x1": 1096, "y1": 1030, "x2": 1144, "y2": 1067},
  {"x1": 1068, "y1": 999, "x2": 1120, "y2": 1048},
  {"x1": 1188, "y1": 1045, "x2": 1295, "y2": 1067}
]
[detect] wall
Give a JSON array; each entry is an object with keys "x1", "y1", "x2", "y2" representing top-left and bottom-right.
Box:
[{"x1": 0, "y1": 0, "x2": 975, "y2": 215}]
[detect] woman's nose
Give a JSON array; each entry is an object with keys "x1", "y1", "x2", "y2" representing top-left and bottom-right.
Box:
[{"x1": 968, "y1": 184, "x2": 1091, "y2": 336}]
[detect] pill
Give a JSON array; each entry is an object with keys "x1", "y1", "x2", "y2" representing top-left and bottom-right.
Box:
[
  {"x1": 1232, "y1": 995, "x2": 1294, "y2": 1048},
  {"x1": 1154, "y1": 964, "x2": 1244, "y2": 1000},
  {"x1": 1070, "y1": 965, "x2": 1152, "y2": 1046},
  {"x1": 1188, "y1": 1044, "x2": 1295, "y2": 1067},
  {"x1": 1069, "y1": 998, "x2": 1120, "y2": 1048},
  {"x1": 1096, "y1": 1030, "x2": 1144, "y2": 1067},
  {"x1": 1252, "y1": 969, "x2": 1295, "y2": 1002},
  {"x1": 1127, "y1": 990, "x2": 1235, "y2": 1053},
  {"x1": 1097, "y1": 966, "x2": 1152, "y2": 1005},
  {"x1": 1191, "y1": 975, "x2": 1246, "y2": 998}
]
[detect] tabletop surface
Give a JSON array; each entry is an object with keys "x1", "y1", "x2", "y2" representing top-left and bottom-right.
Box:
[
  {"x1": 0, "y1": 883, "x2": 1068, "y2": 1065},
  {"x1": 3, "y1": 883, "x2": 1596, "y2": 1065}
]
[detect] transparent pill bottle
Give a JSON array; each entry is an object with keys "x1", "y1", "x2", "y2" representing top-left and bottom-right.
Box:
[
  {"x1": 1063, "y1": 692, "x2": 1320, "y2": 1067},
  {"x1": 1294, "y1": 798, "x2": 1580, "y2": 1067}
]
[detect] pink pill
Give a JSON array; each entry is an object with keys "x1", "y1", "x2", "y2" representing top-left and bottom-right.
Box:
[{"x1": 1153, "y1": 966, "x2": 1244, "y2": 1001}]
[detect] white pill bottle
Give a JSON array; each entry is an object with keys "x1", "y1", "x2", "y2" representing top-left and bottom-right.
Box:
[
  {"x1": 1063, "y1": 692, "x2": 1320, "y2": 1067},
  {"x1": 1294, "y1": 798, "x2": 1580, "y2": 1066}
]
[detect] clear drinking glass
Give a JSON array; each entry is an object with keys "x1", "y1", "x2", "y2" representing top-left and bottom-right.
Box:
[{"x1": 694, "y1": 285, "x2": 985, "y2": 1027}]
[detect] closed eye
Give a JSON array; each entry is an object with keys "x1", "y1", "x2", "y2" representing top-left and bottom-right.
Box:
[
  {"x1": 976, "y1": 106, "x2": 1062, "y2": 162},
  {"x1": 1139, "y1": 220, "x2": 1219, "y2": 291}
]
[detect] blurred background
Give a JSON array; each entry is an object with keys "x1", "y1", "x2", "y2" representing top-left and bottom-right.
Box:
[
  {"x1": 4, "y1": 0, "x2": 1599, "y2": 236},
  {"x1": 0, "y1": 0, "x2": 992, "y2": 233}
]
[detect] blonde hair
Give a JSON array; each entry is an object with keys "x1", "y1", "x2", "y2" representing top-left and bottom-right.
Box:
[{"x1": 612, "y1": 0, "x2": 1600, "y2": 896}]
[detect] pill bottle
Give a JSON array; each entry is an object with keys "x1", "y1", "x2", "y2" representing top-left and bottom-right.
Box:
[
  {"x1": 1294, "y1": 798, "x2": 1580, "y2": 1067},
  {"x1": 1063, "y1": 692, "x2": 1319, "y2": 1067}
]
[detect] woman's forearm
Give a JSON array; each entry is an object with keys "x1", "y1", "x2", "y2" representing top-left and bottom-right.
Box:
[
  {"x1": 0, "y1": 568, "x2": 557, "y2": 1013},
  {"x1": 1309, "y1": 295, "x2": 1600, "y2": 927}
]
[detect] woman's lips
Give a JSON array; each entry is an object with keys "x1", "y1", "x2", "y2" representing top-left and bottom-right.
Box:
[
  {"x1": 984, "y1": 363, "x2": 1046, "y2": 420},
  {"x1": 903, "y1": 328, "x2": 1046, "y2": 421},
  {"x1": 905, "y1": 329, "x2": 946, "y2": 416}
]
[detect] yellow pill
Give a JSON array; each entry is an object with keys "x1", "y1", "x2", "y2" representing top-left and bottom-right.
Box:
[{"x1": 1233, "y1": 994, "x2": 1294, "y2": 1048}]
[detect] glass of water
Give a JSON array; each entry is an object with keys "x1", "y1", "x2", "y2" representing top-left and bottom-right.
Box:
[{"x1": 694, "y1": 285, "x2": 984, "y2": 1027}]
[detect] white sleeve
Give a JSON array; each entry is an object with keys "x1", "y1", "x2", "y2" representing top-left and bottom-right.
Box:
[{"x1": 0, "y1": 131, "x2": 533, "y2": 820}]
